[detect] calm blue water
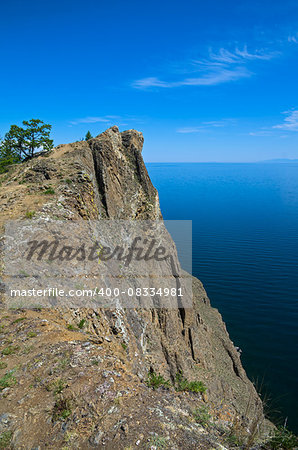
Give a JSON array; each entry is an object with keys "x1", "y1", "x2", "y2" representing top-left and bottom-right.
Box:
[{"x1": 147, "y1": 162, "x2": 298, "y2": 433}]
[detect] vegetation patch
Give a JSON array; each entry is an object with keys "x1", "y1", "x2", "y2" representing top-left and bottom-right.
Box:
[
  {"x1": 25, "y1": 210, "x2": 35, "y2": 219},
  {"x1": 78, "y1": 319, "x2": 86, "y2": 329},
  {"x1": 0, "y1": 430, "x2": 13, "y2": 449},
  {"x1": 52, "y1": 397, "x2": 72, "y2": 421},
  {"x1": 0, "y1": 370, "x2": 17, "y2": 390},
  {"x1": 43, "y1": 187, "x2": 55, "y2": 195},
  {"x1": 193, "y1": 405, "x2": 212, "y2": 428},
  {"x1": 265, "y1": 426, "x2": 298, "y2": 449},
  {"x1": 27, "y1": 331, "x2": 37, "y2": 338},
  {"x1": 12, "y1": 317, "x2": 26, "y2": 324},
  {"x1": 146, "y1": 370, "x2": 171, "y2": 390},
  {"x1": 147, "y1": 435, "x2": 168, "y2": 449},
  {"x1": 1, "y1": 345, "x2": 19, "y2": 356},
  {"x1": 175, "y1": 371, "x2": 206, "y2": 393}
]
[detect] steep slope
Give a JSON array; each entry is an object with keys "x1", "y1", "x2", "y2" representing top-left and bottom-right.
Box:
[{"x1": 0, "y1": 126, "x2": 272, "y2": 449}]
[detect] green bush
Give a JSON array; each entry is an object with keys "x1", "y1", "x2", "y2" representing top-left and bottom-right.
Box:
[
  {"x1": 78, "y1": 319, "x2": 86, "y2": 329},
  {"x1": 193, "y1": 405, "x2": 211, "y2": 427},
  {"x1": 0, "y1": 430, "x2": 13, "y2": 449},
  {"x1": 175, "y1": 371, "x2": 206, "y2": 393},
  {"x1": 146, "y1": 370, "x2": 171, "y2": 390},
  {"x1": 266, "y1": 426, "x2": 298, "y2": 449},
  {"x1": 0, "y1": 370, "x2": 17, "y2": 390},
  {"x1": 1, "y1": 345, "x2": 19, "y2": 356},
  {"x1": 52, "y1": 397, "x2": 72, "y2": 421},
  {"x1": 25, "y1": 210, "x2": 35, "y2": 219},
  {"x1": 43, "y1": 187, "x2": 55, "y2": 195}
]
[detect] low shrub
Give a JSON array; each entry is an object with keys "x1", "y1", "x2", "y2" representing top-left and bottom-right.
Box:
[{"x1": 146, "y1": 370, "x2": 171, "y2": 390}]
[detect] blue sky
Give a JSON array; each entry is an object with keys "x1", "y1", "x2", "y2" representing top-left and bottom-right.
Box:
[{"x1": 1, "y1": 0, "x2": 298, "y2": 162}]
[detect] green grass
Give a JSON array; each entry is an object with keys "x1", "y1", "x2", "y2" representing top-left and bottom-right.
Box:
[
  {"x1": 43, "y1": 187, "x2": 55, "y2": 195},
  {"x1": 66, "y1": 324, "x2": 77, "y2": 331},
  {"x1": 0, "y1": 362, "x2": 8, "y2": 370},
  {"x1": 25, "y1": 210, "x2": 35, "y2": 219},
  {"x1": 175, "y1": 371, "x2": 207, "y2": 394},
  {"x1": 12, "y1": 317, "x2": 26, "y2": 324},
  {"x1": 1, "y1": 345, "x2": 19, "y2": 356},
  {"x1": 0, "y1": 430, "x2": 13, "y2": 449},
  {"x1": 146, "y1": 370, "x2": 171, "y2": 390},
  {"x1": 147, "y1": 435, "x2": 167, "y2": 449},
  {"x1": 193, "y1": 405, "x2": 211, "y2": 428},
  {"x1": 52, "y1": 397, "x2": 72, "y2": 421},
  {"x1": 65, "y1": 179, "x2": 72, "y2": 185},
  {"x1": 46, "y1": 378, "x2": 66, "y2": 395},
  {"x1": 27, "y1": 331, "x2": 37, "y2": 338},
  {"x1": 0, "y1": 370, "x2": 17, "y2": 391},
  {"x1": 121, "y1": 342, "x2": 128, "y2": 351},
  {"x1": 78, "y1": 319, "x2": 86, "y2": 329},
  {"x1": 265, "y1": 426, "x2": 298, "y2": 449},
  {"x1": 53, "y1": 378, "x2": 67, "y2": 395}
]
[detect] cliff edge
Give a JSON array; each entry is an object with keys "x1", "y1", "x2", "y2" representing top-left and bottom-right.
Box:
[{"x1": 0, "y1": 126, "x2": 272, "y2": 449}]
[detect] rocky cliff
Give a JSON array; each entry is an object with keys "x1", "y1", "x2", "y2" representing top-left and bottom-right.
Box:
[{"x1": 0, "y1": 126, "x2": 272, "y2": 449}]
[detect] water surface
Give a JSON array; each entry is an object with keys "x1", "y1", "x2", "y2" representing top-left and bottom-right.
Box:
[{"x1": 147, "y1": 162, "x2": 298, "y2": 433}]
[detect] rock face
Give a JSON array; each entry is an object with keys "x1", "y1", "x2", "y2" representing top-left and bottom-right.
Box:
[{"x1": 0, "y1": 127, "x2": 272, "y2": 449}]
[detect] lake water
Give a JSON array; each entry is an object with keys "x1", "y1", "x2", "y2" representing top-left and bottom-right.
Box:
[{"x1": 147, "y1": 162, "x2": 298, "y2": 433}]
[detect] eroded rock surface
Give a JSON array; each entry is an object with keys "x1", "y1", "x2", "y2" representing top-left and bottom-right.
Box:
[{"x1": 0, "y1": 126, "x2": 272, "y2": 449}]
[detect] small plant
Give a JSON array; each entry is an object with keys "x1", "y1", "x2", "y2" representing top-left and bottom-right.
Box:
[
  {"x1": 78, "y1": 319, "x2": 86, "y2": 329},
  {"x1": 175, "y1": 370, "x2": 206, "y2": 394},
  {"x1": 193, "y1": 405, "x2": 211, "y2": 428},
  {"x1": 27, "y1": 331, "x2": 37, "y2": 338},
  {"x1": 65, "y1": 178, "x2": 72, "y2": 184},
  {"x1": 91, "y1": 359, "x2": 99, "y2": 366},
  {"x1": 0, "y1": 370, "x2": 17, "y2": 391},
  {"x1": 147, "y1": 434, "x2": 167, "y2": 449},
  {"x1": 12, "y1": 317, "x2": 26, "y2": 324},
  {"x1": 52, "y1": 397, "x2": 72, "y2": 421},
  {"x1": 0, "y1": 362, "x2": 8, "y2": 370},
  {"x1": 0, "y1": 430, "x2": 13, "y2": 449},
  {"x1": 1, "y1": 345, "x2": 19, "y2": 356},
  {"x1": 43, "y1": 187, "x2": 55, "y2": 195},
  {"x1": 266, "y1": 426, "x2": 298, "y2": 449},
  {"x1": 53, "y1": 378, "x2": 67, "y2": 395},
  {"x1": 121, "y1": 342, "x2": 127, "y2": 351},
  {"x1": 66, "y1": 324, "x2": 76, "y2": 331},
  {"x1": 146, "y1": 370, "x2": 171, "y2": 390},
  {"x1": 25, "y1": 210, "x2": 35, "y2": 219}
]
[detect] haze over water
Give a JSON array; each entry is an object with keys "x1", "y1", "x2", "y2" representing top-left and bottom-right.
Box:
[{"x1": 147, "y1": 162, "x2": 298, "y2": 433}]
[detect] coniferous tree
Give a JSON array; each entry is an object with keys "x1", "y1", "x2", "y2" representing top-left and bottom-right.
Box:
[{"x1": 85, "y1": 131, "x2": 93, "y2": 140}]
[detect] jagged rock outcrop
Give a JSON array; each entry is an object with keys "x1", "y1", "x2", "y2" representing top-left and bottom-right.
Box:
[{"x1": 0, "y1": 127, "x2": 272, "y2": 449}]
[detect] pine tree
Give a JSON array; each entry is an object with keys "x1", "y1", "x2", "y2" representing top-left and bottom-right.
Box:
[
  {"x1": 3, "y1": 119, "x2": 53, "y2": 160},
  {"x1": 85, "y1": 131, "x2": 93, "y2": 140}
]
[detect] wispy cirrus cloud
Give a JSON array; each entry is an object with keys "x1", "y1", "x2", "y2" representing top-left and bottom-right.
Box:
[
  {"x1": 177, "y1": 119, "x2": 235, "y2": 133},
  {"x1": 133, "y1": 46, "x2": 279, "y2": 89},
  {"x1": 273, "y1": 110, "x2": 298, "y2": 131},
  {"x1": 249, "y1": 130, "x2": 274, "y2": 137},
  {"x1": 288, "y1": 35, "x2": 298, "y2": 43},
  {"x1": 69, "y1": 115, "x2": 120, "y2": 125}
]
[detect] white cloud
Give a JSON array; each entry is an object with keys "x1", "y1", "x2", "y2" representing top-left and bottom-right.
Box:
[
  {"x1": 249, "y1": 130, "x2": 274, "y2": 136},
  {"x1": 69, "y1": 116, "x2": 113, "y2": 125},
  {"x1": 133, "y1": 45, "x2": 279, "y2": 89},
  {"x1": 177, "y1": 119, "x2": 235, "y2": 133},
  {"x1": 273, "y1": 110, "x2": 298, "y2": 131},
  {"x1": 288, "y1": 35, "x2": 298, "y2": 43}
]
